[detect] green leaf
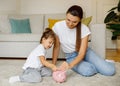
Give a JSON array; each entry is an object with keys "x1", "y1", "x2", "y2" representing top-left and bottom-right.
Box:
[
  {"x1": 108, "y1": 24, "x2": 120, "y2": 31},
  {"x1": 104, "y1": 11, "x2": 116, "y2": 23},
  {"x1": 108, "y1": 7, "x2": 117, "y2": 12},
  {"x1": 113, "y1": 31, "x2": 120, "y2": 36}
]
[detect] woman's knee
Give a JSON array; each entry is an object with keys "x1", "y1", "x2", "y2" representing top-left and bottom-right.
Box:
[
  {"x1": 73, "y1": 64, "x2": 97, "y2": 77},
  {"x1": 100, "y1": 63, "x2": 116, "y2": 76}
]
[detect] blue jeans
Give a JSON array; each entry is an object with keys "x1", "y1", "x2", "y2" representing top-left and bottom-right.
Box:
[{"x1": 65, "y1": 47, "x2": 116, "y2": 76}]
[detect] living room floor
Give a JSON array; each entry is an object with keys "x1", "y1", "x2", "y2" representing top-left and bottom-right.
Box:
[
  {"x1": 0, "y1": 49, "x2": 120, "y2": 86},
  {"x1": 106, "y1": 49, "x2": 120, "y2": 62},
  {"x1": 0, "y1": 59, "x2": 120, "y2": 86}
]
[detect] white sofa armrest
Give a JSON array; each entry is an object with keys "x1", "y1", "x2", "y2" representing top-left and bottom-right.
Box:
[{"x1": 90, "y1": 24, "x2": 106, "y2": 59}]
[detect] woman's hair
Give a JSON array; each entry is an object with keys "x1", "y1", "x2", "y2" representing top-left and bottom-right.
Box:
[
  {"x1": 40, "y1": 28, "x2": 56, "y2": 43},
  {"x1": 66, "y1": 5, "x2": 83, "y2": 52}
]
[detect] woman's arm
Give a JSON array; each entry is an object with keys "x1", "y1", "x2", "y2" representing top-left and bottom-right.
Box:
[
  {"x1": 40, "y1": 56, "x2": 57, "y2": 71},
  {"x1": 68, "y1": 35, "x2": 89, "y2": 68},
  {"x1": 52, "y1": 35, "x2": 60, "y2": 65},
  {"x1": 60, "y1": 35, "x2": 89, "y2": 70}
]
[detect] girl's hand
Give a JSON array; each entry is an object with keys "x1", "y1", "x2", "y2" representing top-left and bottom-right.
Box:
[
  {"x1": 51, "y1": 65, "x2": 59, "y2": 72},
  {"x1": 59, "y1": 61, "x2": 69, "y2": 71}
]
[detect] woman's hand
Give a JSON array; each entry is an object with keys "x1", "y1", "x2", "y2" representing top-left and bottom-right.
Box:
[{"x1": 59, "y1": 61, "x2": 70, "y2": 71}]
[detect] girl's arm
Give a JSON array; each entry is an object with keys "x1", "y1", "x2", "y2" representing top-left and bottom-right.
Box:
[
  {"x1": 40, "y1": 56, "x2": 57, "y2": 71},
  {"x1": 52, "y1": 35, "x2": 60, "y2": 65}
]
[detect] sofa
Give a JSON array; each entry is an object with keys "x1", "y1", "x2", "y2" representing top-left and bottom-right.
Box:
[{"x1": 0, "y1": 13, "x2": 106, "y2": 59}]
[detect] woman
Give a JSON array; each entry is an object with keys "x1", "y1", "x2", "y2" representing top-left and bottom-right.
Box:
[{"x1": 52, "y1": 5, "x2": 115, "y2": 76}]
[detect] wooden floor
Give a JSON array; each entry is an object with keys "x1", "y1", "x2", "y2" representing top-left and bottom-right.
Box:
[{"x1": 106, "y1": 49, "x2": 120, "y2": 62}]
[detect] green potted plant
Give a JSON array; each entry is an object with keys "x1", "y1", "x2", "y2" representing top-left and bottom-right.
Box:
[{"x1": 104, "y1": 0, "x2": 120, "y2": 40}]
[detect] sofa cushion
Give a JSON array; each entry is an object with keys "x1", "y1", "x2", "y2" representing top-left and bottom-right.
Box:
[
  {"x1": 44, "y1": 13, "x2": 66, "y2": 29},
  {"x1": 0, "y1": 15, "x2": 11, "y2": 33},
  {"x1": 48, "y1": 19, "x2": 63, "y2": 29},
  {"x1": 8, "y1": 14, "x2": 44, "y2": 34},
  {"x1": 9, "y1": 18, "x2": 31, "y2": 33},
  {"x1": 0, "y1": 34, "x2": 41, "y2": 42},
  {"x1": 47, "y1": 16, "x2": 92, "y2": 30},
  {"x1": 82, "y1": 16, "x2": 92, "y2": 26}
]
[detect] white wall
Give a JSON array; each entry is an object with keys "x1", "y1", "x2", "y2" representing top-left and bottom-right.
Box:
[
  {"x1": 0, "y1": 0, "x2": 96, "y2": 23},
  {"x1": 20, "y1": 0, "x2": 92, "y2": 14},
  {"x1": 0, "y1": 0, "x2": 20, "y2": 14},
  {"x1": 20, "y1": 0, "x2": 97, "y2": 24}
]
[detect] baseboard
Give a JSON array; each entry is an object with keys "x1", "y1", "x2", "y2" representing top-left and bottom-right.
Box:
[
  {"x1": 0, "y1": 57, "x2": 66, "y2": 61},
  {"x1": 0, "y1": 57, "x2": 26, "y2": 60},
  {"x1": 47, "y1": 58, "x2": 66, "y2": 61}
]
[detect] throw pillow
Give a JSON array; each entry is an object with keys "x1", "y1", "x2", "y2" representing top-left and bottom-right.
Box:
[
  {"x1": 82, "y1": 16, "x2": 92, "y2": 26},
  {"x1": 48, "y1": 16, "x2": 92, "y2": 29},
  {"x1": 48, "y1": 19, "x2": 62, "y2": 29},
  {"x1": 9, "y1": 18, "x2": 31, "y2": 33}
]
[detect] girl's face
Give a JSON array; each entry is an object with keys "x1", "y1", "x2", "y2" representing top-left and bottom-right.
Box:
[
  {"x1": 66, "y1": 13, "x2": 81, "y2": 29},
  {"x1": 42, "y1": 37, "x2": 54, "y2": 49}
]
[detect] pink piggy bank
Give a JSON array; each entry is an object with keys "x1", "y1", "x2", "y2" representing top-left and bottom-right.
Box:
[{"x1": 52, "y1": 70, "x2": 66, "y2": 83}]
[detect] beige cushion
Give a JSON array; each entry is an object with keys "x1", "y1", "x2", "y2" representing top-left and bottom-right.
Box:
[
  {"x1": 0, "y1": 15, "x2": 11, "y2": 33},
  {"x1": 0, "y1": 34, "x2": 41, "y2": 42}
]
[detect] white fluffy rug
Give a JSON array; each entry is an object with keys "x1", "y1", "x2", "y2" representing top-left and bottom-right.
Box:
[{"x1": 0, "y1": 59, "x2": 120, "y2": 86}]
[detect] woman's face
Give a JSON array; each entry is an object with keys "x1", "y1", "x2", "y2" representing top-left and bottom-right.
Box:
[{"x1": 66, "y1": 13, "x2": 81, "y2": 29}]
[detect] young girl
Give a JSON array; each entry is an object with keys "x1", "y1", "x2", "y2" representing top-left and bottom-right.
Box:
[{"x1": 9, "y1": 28, "x2": 57, "y2": 83}]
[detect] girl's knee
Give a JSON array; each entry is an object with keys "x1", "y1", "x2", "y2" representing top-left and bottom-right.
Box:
[
  {"x1": 20, "y1": 75, "x2": 42, "y2": 83},
  {"x1": 41, "y1": 68, "x2": 52, "y2": 77}
]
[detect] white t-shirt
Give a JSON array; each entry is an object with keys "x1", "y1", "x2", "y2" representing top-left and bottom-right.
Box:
[
  {"x1": 52, "y1": 20, "x2": 91, "y2": 53},
  {"x1": 22, "y1": 44, "x2": 46, "y2": 70}
]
